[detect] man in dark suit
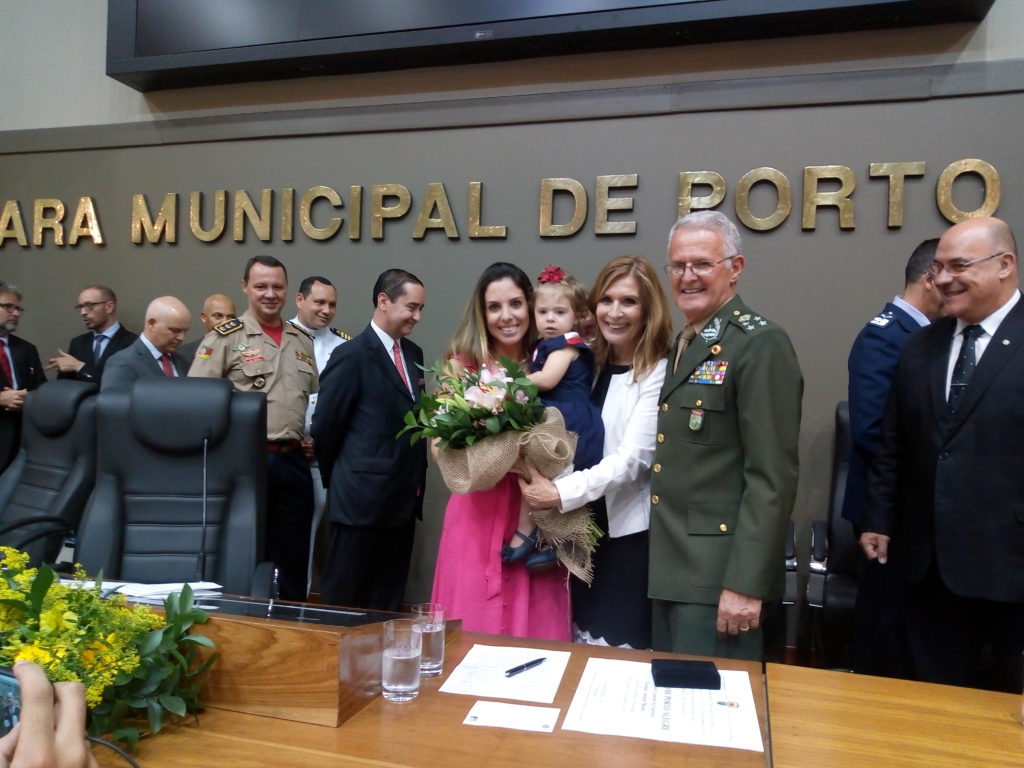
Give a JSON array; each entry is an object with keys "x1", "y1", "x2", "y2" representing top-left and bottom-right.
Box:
[
  {"x1": 862, "y1": 216, "x2": 1024, "y2": 693},
  {"x1": 844, "y1": 239, "x2": 942, "y2": 677},
  {"x1": 0, "y1": 282, "x2": 47, "y2": 472},
  {"x1": 102, "y1": 297, "x2": 192, "y2": 392},
  {"x1": 48, "y1": 285, "x2": 136, "y2": 383},
  {"x1": 312, "y1": 268, "x2": 427, "y2": 611}
]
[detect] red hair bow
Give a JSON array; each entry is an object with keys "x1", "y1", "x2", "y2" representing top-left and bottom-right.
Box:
[{"x1": 538, "y1": 265, "x2": 564, "y2": 283}]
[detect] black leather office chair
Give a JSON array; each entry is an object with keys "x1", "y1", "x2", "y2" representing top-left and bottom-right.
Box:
[
  {"x1": 0, "y1": 381, "x2": 98, "y2": 565},
  {"x1": 75, "y1": 378, "x2": 271, "y2": 596},
  {"x1": 806, "y1": 400, "x2": 858, "y2": 669}
]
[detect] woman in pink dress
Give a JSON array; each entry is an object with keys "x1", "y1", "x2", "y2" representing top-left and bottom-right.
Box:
[{"x1": 431, "y1": 262, "x2": 571, "y2": 641}]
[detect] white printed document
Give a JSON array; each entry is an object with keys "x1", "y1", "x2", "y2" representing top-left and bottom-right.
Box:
[
  {"x1": 561, "y1": 657, "x2": 763, "y2": 752},
  {"x1": 440, "y1": 643, "x2": 570, "y2": 704}
]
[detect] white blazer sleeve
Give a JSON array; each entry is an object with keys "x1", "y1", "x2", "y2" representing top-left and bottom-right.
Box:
[{"x1": 554, "y1": 359, "x2": 666, "y2": 512}]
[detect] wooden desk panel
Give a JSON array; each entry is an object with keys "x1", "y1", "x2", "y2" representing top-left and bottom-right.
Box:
[
  {"x1": 97, "y1": 633, "x2": 768, "y2": 768},
  {"x1": 767, "y1": 663, "x2": 1023, "y2": 768}
]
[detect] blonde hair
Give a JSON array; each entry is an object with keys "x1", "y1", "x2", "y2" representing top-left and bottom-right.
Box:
[
  {"x1": 589, "y1": 255, "x2": 673, "y2": 380},
  {"x1": 447, "y1": 262, "x2": 536, "y2": 367},
  {"x1": 534, "y1": 269, "x2": 590, "y2": 329}
]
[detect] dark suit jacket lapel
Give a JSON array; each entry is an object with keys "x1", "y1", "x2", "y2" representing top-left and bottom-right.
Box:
[
  {"x1": 400, "y1": 338, "x2": 423, "y2": 397},
  {"x1": 946, "y1": 299, "x2": 1024, "y2": 435},
  {"x1": 927, "y1": 318, "x2": 956, "y2": 429},
  {"x1": 367, "y1": 326, "x2": 414, "y2": 401}
]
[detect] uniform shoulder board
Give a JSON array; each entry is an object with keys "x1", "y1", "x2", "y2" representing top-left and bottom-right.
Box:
[
  {"x1": 287, "y1": 320, "x2": 314, "y2": 339},
  {"x1": 330, "y1": 327, "x2": 353, "y2": 340},
  {"x1": 869, "y1": 312, "x2": 893, "y2": 328},
  {"x1": 214, "y1": 318, "x2": 243, "y2": 335}
]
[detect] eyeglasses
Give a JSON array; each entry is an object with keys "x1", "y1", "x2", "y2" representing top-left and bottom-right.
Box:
[
  {"x1": 74, "y1": 301, "x2": 110, "y2": 311},
  {"x1": 664, "y1": 256, "x2": 733, "y2": 278},
  {"x1": 927, "y1": 251, "x2": 1004, "y2": 278},
  {"x1": 0, "y1": 303, "x2": 23, "y2": 314}
]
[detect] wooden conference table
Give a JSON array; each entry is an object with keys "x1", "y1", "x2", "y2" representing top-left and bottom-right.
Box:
[
  {"x1": 96, "y1": 631, "x2": 769, "y2": 768},
  {"x1": 767, "y1": 663, "x2": 1023, "y2": 768}
]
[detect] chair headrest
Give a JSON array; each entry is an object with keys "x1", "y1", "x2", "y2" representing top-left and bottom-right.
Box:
[
  {"x1": 26, "y1": 381, "x2": 98, "y2": 436},
  {"x1": 130, "y1": 378, "x2": 233, "y2": 453}
]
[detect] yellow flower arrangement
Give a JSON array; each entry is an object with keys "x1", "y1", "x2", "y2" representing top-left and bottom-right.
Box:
[{"x1": 0, "y1": 546, "x2": 216, "y2": 750}]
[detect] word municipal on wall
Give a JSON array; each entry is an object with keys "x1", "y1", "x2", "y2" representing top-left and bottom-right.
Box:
[{"x1": 0, "y1": 160, "x2": 999, "y2": 248}]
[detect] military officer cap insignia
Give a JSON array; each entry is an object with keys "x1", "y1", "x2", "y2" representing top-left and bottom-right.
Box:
[
  {"x1": 330, "y1": 328, "x2": 352, "y2": 340},
  {"x1": 214, "y1": 318, "x2": 243, "y2": 335},
  {"x1": 253, "y1": 376, "x2": 266, "y2": 389},
  {"x1": 287, "y1": 321, "x2": 314, "y2": 339}
]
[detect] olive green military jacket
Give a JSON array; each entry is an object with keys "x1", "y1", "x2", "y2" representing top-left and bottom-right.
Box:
[{"x1": 649, "y1": 295, "x2": 802, "y2": 606}]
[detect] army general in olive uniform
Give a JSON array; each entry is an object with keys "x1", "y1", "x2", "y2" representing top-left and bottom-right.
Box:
[
  {"x1": 649, "y1": 211, "x2": 802, "y2": 660},
  {"x1": 189, "y1": 255, "x2": 319, "y2": 601}
]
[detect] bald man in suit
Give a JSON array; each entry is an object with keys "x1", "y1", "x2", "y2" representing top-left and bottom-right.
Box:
[{"x1": 102, "y1": 297, "x2": 192, "y2": 392}]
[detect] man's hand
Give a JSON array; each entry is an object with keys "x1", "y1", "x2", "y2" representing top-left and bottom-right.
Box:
[
  {"x1": 0, "y1": 388, "x2": 26, "y2": 412},
  {"x1": 45, "y1": 350, "x2": 84, "y2": 374},
  {"x1": 859, "y1": 531, "x2": 890, "y2": 564},
  {"x1": 301, "y1": 434, "x2": 315, "y2": 460},
  {"x1": 716, "y1": 588, "x2": 762, "y2": 637}
]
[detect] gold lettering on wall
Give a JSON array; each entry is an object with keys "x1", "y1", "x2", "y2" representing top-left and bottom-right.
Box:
[
  {"x1": 281, "y1": 188, "x2": 295, "y2": 243},
  {"x1": 67, "y1": 196, "x2": 103, "y2": 245},
  {"x1": 132, "y1": 193, "x2": 176, "y2": 244},
  {"x1": 189, "y1": 190, "x2": 226, "y2": 242},
  {"x1": 802, "y1": 166, "x2": 856, "y2": 230},
  {"x1": 468, "y1": 182, "x2": 506, "y2": 239},
  {"x1": 869, "y1": 162, "x2": 926, "y2": 228},
  {"x1": 0, "y1": 201, "x2": 28, "y2": 247},
  {"x1": 233, "y1": 189, "x2": 273, "y2": 242},
  {"x1": 348, "y1": 186, "x2": 362, "y2": 240},
  {"x1": 935, "y1": 158, "x2": 1001, "y2": 223},
  {"x1": 677, "y1": 172, "x2": 726, "y2": 217},
  {"x1": 595, "y1": 174, "x2": 638, "y2": 235},
  {"x1": 539, "y1": 178, "x2": 587, "y2": 237},
  {"x1": 412, "y1": 183, "x2": 459, "y2": 240},
  {"x1": 371, "y1": 184, "x2": 411, "y2": 240},
  {"x1": 299, "y1": 186, "x2": 343, "y2": 241},
  {"x1": 33, "y1": 198, "x2": 65, "y2": 246},
  {"x1": 735, "y1": 168, "x2": 792, "y2": 231}
]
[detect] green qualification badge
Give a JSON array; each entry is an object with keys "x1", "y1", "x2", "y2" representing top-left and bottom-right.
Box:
[{"x1": 689, "y1": 408, "x2": 705, "y2": 431}]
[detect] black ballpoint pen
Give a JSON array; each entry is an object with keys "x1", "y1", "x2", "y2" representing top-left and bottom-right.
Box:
[{"x1": 505, "y1": 657, "x2": 547, "y2": 677}]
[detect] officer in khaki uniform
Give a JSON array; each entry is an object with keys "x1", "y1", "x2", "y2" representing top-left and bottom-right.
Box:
[
  {"x1": 649, "y1": 211, "x2": 802, "y2": 660},
  {"x1": 189, "y1": 255, "x2": 318, "y2": 601}
]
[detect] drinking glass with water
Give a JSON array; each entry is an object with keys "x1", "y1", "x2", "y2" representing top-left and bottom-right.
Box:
[
  {"x1": 411, "y1": 603, "x2": 445, "y2": 678},
  {"x1": 382, "y1": 618, "x2": 421, "y2": 702}
]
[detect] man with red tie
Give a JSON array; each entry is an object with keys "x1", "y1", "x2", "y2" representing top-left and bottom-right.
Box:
[
  {"x1": 0, "y1": 282, "x2": 47, "y2": 473},
  {"x1": 312, "y1": 269, "x2": 427, "y2": 611},
  {"x1": 101, "y1": 296, "x2": 192, "y2": 391}
]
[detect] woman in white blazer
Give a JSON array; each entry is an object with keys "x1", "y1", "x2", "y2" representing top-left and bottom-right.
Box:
[{"x1": 520, "y1": 255, "x2": 672, "y2": 648}]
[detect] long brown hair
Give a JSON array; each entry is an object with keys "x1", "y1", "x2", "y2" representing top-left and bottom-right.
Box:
[
  {"x1": 589, "y1": 255, "x2": 673, "y2": 380},
  {"x1": 447, "y1": 262, "x2": 536, "y2": 367}
]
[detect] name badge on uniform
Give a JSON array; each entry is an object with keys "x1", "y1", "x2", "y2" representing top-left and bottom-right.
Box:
[
  {"x1": 689, "y1": 408, "x2": 705, "y2": 431},
  {"x1": 688, "y1": 360, "x2": 728, "y2": 385}
]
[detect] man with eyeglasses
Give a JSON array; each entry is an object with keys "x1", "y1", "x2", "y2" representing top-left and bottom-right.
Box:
[
  {"x1": 0, "y1": 282, "x2": 47, "y2": 473},
  {"x1": 844, "y1": 238, "x2": 943, "y2": 678},
  {"x1": 47, "y1": 285, "x2": 136, "y2": 383},
  {"x1": 861, "y1": 216, "x2": 1024, "y2": 693},
  {"x1": 649, "y1": 210, "x2": 803, "y2": 660}
]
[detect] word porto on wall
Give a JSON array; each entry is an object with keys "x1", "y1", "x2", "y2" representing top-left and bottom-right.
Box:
[{"x1": 0, "y1": 159, "x2": 1000, "y2": 248}]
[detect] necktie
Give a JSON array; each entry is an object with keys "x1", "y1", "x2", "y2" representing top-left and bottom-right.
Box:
[
  {"x1": 948, "y1": 324, "x2": 984, "y2": 413},
  {"x1": 0, "y1": 338, "x2": 13, "y2": 387},
  {"x1": 672, "y1": 325, "x2": 698, "y2": 374},
  {"x1": 392, "y1": 341, "x2": 410, "y2": 392},
  {"x1": 159, "y1": 353, "x2": 174, "y2": 377},
  {"x1": 92, "y1": 333, "x2": 106, "y2": 363}
]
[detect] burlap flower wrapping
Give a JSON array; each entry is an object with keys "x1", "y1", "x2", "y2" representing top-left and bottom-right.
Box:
[{"x1": 435, "y1": 407, "x2": 597, "y2": 583}]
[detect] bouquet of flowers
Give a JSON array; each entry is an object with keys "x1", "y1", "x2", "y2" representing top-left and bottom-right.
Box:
[
  {"x1": 0, "y1": 547, "x2": 216, "y2": 750},
  {"x1": 400, "y1": 358, "x2": 598, "y2": 582}
]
